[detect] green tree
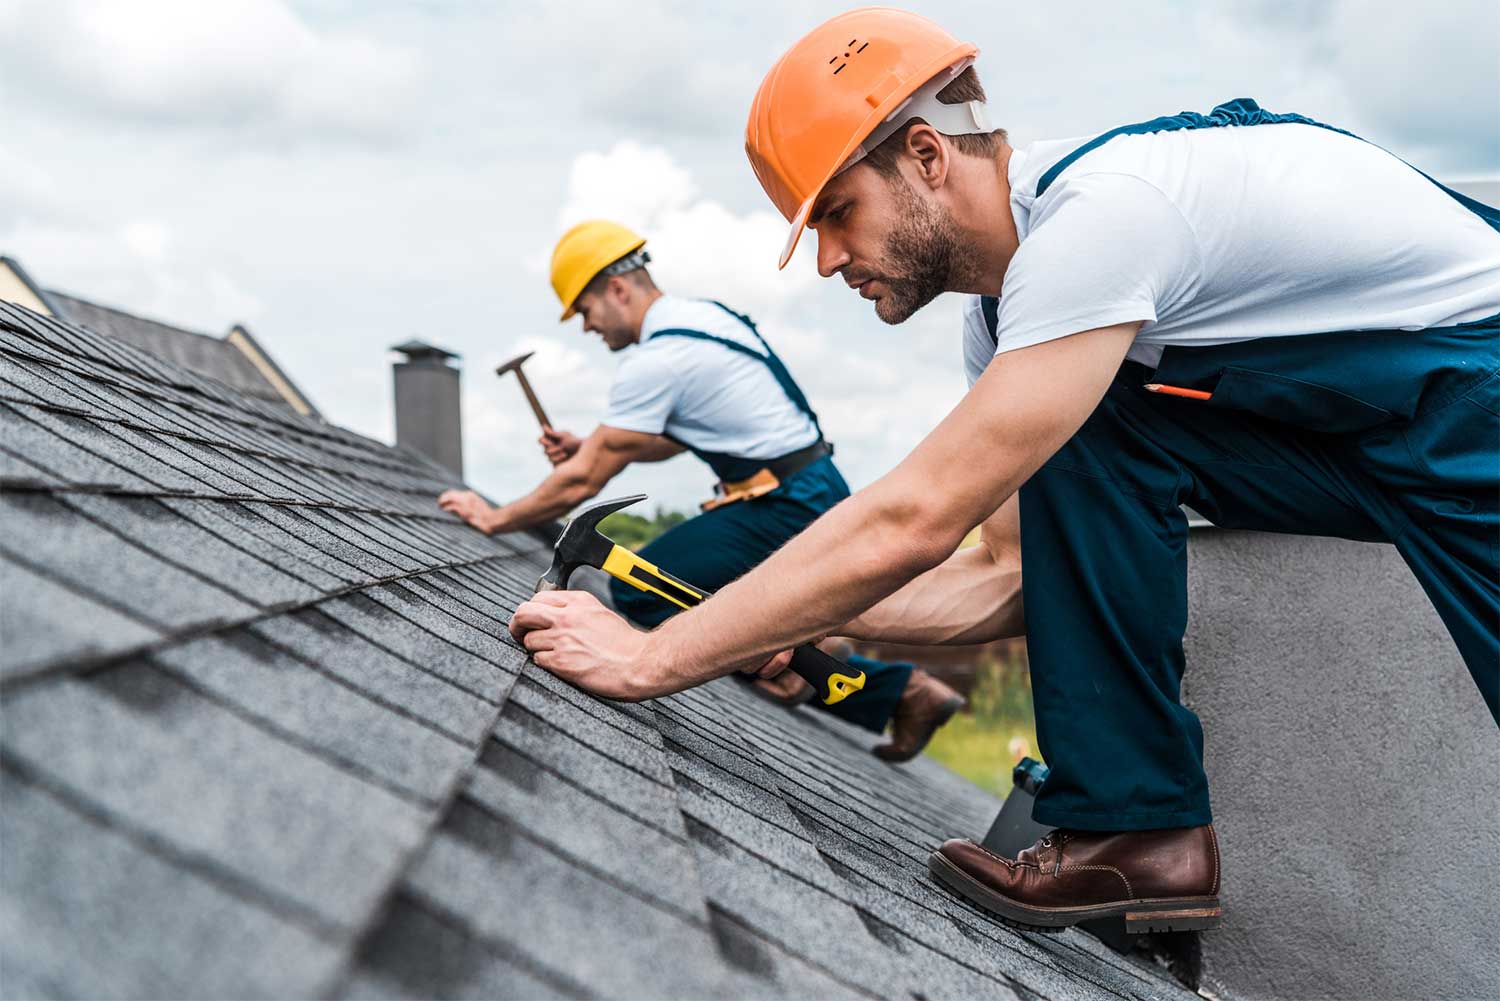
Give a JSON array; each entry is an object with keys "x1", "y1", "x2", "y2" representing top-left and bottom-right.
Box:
[{"x1": 597, "y1": 506, "x2": 690, "y2": 550}]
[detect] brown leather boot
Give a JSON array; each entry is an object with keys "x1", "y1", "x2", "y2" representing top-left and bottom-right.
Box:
[
  {"x1": 872, "y1": 668, "x2": 965, "y2": 762},
  {"x1": 929, "y1": 826, "x2": 1222, "y2": 932}
]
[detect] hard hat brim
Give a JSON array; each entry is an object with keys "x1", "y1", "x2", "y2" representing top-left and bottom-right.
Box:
[{"x1": 778, "y1": 197, "x2": 815, "y2": 271}]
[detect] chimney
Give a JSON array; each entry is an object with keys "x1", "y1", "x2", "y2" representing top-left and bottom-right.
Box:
[{"x1": 391, "y1": 339, "x2": 463, "y2": 478}]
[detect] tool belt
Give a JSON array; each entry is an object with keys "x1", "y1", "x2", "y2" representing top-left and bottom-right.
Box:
[{"x1": 701, "y1": 439, "x2": 831, "y2": 511}]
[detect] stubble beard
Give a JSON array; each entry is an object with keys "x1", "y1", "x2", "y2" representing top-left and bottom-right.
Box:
[{"x1": 870, "y1": 179, "x2": 963, "y2": 325}]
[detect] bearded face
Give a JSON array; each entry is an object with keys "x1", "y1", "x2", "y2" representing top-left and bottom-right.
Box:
[
  {"x1": 575, "y1": 288, "x2": 639, "y2": 351},
  {"x1": 867, "y1": 176, "x2": 964, "y2": 324},
  {"x1": 821, "y1": 166, "x2": 966, "y2": 326}
]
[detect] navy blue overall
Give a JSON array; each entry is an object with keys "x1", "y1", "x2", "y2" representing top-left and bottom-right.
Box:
[
  {"x1": 984, "y1": 100, "x2": 1500, "y2": 831},
  {"x1": 609, "y1": 302, "x2": 913, "y2": 732}
]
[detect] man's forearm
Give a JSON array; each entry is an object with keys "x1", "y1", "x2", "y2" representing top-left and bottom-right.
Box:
[
  {"x1": 844, "y1": 494, "x2": 1024, "y2": 645},
  {"x1": 489, "y1": 471, "x2": 595, "y2": 533},
  {"x1": 843, "y1": 543, "x2": 1023, "y2": 645}
]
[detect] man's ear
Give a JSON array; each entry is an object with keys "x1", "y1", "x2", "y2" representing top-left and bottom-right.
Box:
[
  {"x1": 606, "y1": 274, "x2": 631, "y2": 306},
  {"x1": 903, "y1": 123, "x2": 949, "y2": 192}
]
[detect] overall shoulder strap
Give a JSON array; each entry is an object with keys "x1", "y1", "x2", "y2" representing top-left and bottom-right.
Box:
[
  {"x1": 980, "y1": 295, "x2": 1000, "y2": 347},
  {"x1": 1036, "y1": 99, "x2": 1349, "y2": 198},
  {"x1": 653, "y1": 302, "x2": 824, "y2": 436},
  {"x1": 1034, "y1": 98, "x2": 1499, "y2": 234},
  {"x1": 650, "y1": 326, "x2": 767, "y2": 361}
]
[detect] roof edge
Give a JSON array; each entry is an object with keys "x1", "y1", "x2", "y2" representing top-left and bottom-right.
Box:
[
  {"x1": 1, "y1": 256, "x2": 66, "y2": 317},
  {"x1": 226, "y1": 324, "x2": 322, "y2": 420}
]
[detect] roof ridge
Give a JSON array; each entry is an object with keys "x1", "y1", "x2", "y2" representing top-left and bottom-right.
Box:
[{"x1": 45, "y1": 289, "x2": 223, "y2": 343}]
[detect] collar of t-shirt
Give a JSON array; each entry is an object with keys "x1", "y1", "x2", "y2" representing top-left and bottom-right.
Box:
[{"x1": 638, "y1": 295, "x2": 768, "y2": 359}]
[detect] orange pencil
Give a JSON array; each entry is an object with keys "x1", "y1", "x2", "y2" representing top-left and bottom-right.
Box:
[{"x1": 1144, "y1": 383, "x2": 1214, "y2": 401}]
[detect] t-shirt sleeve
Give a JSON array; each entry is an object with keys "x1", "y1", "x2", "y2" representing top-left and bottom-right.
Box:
[
  {"x1": 603, "y1": 349, "x2": 681, "y2": 435},
  {"x1": 961, "y1": 295, "x2": 996, "y2": 388},
  {"x1": 992, "y1": 172, "x2": 1201, "y2": 357}
]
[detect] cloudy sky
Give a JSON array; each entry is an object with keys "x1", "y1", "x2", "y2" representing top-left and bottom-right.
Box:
[{"x1": 2, "y1": 0, "x2": 1496, "y2": 512}]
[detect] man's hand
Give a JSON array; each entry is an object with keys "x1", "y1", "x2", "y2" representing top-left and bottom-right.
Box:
[
  {"x1": 742, "y1": 649, "x2": 795, "y2": 680},
  {"x1": 539, "y1": 428, "x2": 583, "y2": 466},
  {"x1": 437, "y1": 489, "x2": 497, "y2": 533},
  {"x1": 509, "y1": 591, "x2": 657, "y2": 700}
]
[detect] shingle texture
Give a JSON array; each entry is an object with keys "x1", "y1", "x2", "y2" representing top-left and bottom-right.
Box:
[
  {"x1": 0, "y1": 301, "x2": 1193, "y2": 1000},
  {"x1": 44, "y1": 290, "x2": 316, "y2": 414}
]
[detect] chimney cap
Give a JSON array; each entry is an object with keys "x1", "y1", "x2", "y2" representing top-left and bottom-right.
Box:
[{"x1": 391, "y1": 339, "x2": 460, "y2": 364}]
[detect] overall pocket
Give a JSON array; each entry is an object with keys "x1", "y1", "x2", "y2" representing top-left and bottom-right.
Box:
[{"x1": 1205, "y1": 366, "x2": 1395, "y2": 434}]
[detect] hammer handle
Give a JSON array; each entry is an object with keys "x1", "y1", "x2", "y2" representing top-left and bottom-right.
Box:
[
  {"x1": 513, "y1": 369, "x2": 552, "y2": 429},
  {"x1": 599, "y1": 544, "x2": 866, "y2": 706}
]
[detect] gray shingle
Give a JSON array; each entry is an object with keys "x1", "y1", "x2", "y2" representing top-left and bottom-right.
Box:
[
  {"x1": 338, "y1": 894, "x2": 587, "y2": 1001},
  {"x1": 0, "y1": 402, "x2": 156, "y2": 489},
  {"x1": 244, "y1": 502, "x2": 402, "y2": 578},
  {"x1": 45, "y1": 290, "x2": 296, "y2": 407},
  {"x1": 1, "y1": 491, "x2": 256, "y2": 634},
  {"x1": 404, "y1": 824, "x2": 727, "y2": 999},
  {"x1": 0, "y1": 765, "x2": 344, "y2": 1001},
  {"x1": 249, "y1": 608, "x2": 499, "y2": 742},
  {"x1": 63, "y1": 493, "x2": 323, "y2": 609},
  {"x1": 465, "y1": 735, "x2": 703, "y2": 918},
  {"x1": 362, "y1": 581, "x2": 524, "y2": 667},
  {"x1": 316, "y1": 592, "x2": 513, "y2": 701},
  {"x1": 490, "y1": 698, "x2": 673, "y2": 809},
  {"x1": 157, "y1": 497, "x2": 352, "y2": 592},
  {"x1": 2, "y1": 665, "x2": 432, "y2": 933},
  {"x1": 0, "y1": 552, "x2": 161, "y2": 678},
  {"x1": 151, "y1": 631, "x2": 473, "y2": 803}
]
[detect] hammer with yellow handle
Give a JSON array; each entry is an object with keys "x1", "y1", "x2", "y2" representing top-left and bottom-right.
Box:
[{"x1": 535, "y1": 494, "x2": 866, "y2": 705}]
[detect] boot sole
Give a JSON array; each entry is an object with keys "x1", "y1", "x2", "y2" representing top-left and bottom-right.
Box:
[{"x1": 928, "y1": 851, "x2": 1222, "y2": 933}]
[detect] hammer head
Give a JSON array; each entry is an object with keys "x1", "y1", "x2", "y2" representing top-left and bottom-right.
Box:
[
  {"x1": 535, "y1": 493, "x2": 646, "y2": 592},
  {"x1": 495, "y1": 351, "x2": 536, "y2": 377}
]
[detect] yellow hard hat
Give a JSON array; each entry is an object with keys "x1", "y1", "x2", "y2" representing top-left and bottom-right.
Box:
[{"x1": 550, "y1": 220, "x2": 648, "y2": 321}]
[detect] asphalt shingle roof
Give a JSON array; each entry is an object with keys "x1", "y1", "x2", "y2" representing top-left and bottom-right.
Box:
[
  {"x1": 42, "y1": 289, "x2": 319, "y2": 416},
  {"x1": 0, "y1": 300, "x2": 1194, "y2": 1000}
]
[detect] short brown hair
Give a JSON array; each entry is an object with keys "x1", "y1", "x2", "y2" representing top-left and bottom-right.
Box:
[
  {"x1": 860, "y1": 67, "x2": 1007, "y2": 176},
  {"x1": 582, "y1": 264, "x2": 657, "y2": 300}
]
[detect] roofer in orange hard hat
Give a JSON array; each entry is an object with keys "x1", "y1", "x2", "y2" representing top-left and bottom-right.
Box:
[
  {"x1": 438, "y1": 219, "x2": 966, "y2": 761},
  {"x1": 509, "y1": 7, "x2": 1500, "y2": 933}
]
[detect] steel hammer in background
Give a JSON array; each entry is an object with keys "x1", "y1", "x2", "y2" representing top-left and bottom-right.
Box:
[
  {"x1": 534, "y1": 494, "x2": 867, "y2": 706},
  {"x1": 496, "y1": 351, "x2": 552, "y2": 430}
]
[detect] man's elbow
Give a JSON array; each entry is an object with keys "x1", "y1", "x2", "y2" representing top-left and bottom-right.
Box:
[
  {"x1": 561, "y1": 481, "x2": 601, "y2": 509},
  {"x1": 550, "y1": 467, "x2": 603, "y2": 510},
  {"x1": 867, "y1": 493, "x2": 968, "y2": 581}
]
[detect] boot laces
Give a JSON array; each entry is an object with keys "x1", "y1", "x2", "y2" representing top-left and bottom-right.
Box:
[{"x1": 1039, "y1": 830, "x2": 1070, "y2": 875}]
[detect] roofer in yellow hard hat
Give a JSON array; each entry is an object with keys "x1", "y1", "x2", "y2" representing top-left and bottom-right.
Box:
[
  {"x1": 508, "y1": 7, "x2": 1500, "y2": 935},
  {"x1": 438, "y1": 219, "x2": 965, "y2": 761}
]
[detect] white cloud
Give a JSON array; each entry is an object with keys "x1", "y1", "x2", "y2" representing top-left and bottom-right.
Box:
[
  {"x1": 550, "y1": 140, "x2": 822, "y2": 317},
  {"x1": 7, "y1": 217, "x2": 262, "y2": 330},
  {"x1": 0, "y1": 0, "x2": 419, "y2": 142}
]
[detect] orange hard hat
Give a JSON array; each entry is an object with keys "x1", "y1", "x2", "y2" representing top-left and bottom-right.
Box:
[{"x1": 746, "y1": 7, "x2": 980, "y2": 269}]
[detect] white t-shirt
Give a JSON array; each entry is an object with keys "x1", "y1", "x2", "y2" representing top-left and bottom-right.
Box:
[
  {"x1": 604, "y1": 296, "x2": 820, "y2": 459},
  {"x1": 964, "y1": 121, "x2": 1500, "y2": 385}
]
